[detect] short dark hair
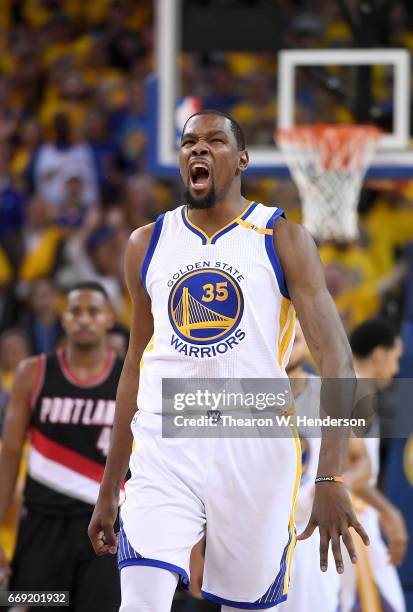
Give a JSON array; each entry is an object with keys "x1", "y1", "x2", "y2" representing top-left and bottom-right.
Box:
[
  {"x1": 0, "y1": 327, "x2": 30, "y2": 348},
  {"x1": 350, "y1": 318, "x2": 399, "y2": 359},
  {"x1": 67, "y1": 281, "x2": 109, "y2": 301},
  {"x1": 182, "y1": 110, "x2": 246, "y2": 150}
]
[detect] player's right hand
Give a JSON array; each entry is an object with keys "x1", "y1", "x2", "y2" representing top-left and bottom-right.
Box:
[
  {"x1": 0, "y1": 544, "x2": 12, "y2": 587},
  {"x1": 88, "y1": 495, "x2": 118, "y2": 556},
  {"x1": 299, "y1": 481, "x2": 370, "y2": 574}
]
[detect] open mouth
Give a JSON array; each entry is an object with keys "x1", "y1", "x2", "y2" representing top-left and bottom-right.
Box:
[{"x1": 189, "y1": 164, "x2": 211, "y2": 190}]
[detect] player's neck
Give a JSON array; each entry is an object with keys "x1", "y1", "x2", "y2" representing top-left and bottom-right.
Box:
[
  {"x1": 353, "y1": 358, "x2": 376, "y2": 379},
  {"x1": 63, "y1": 343, "x2": 110, "y2": 379},
  {"x1": 187, "y1": 191, "x2": 250, "y2": 235}
]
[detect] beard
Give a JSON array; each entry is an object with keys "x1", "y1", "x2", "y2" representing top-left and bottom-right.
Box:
[
  {"x1": 185, "y1": 183, "x2": 216, "y2": 210},
  {"x1": 71, "y1": 333, "x2": 100, "y2": 351}
]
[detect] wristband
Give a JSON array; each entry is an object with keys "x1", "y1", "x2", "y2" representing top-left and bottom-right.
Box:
[{"x1": 315, "y1": 475, "x2": 344, "y2": 484}]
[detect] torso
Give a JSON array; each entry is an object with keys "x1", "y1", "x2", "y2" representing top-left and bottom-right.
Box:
[
  {"x1": 138, "y1": 201, "x2": 295, "y2": 414},
  {"x1": 26, "y1": 348, "x2": 123, "y2": 515}
]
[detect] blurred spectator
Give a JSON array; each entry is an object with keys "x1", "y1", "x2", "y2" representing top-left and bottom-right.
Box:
[
  {"x1": 85, "y1": 225, "x2": 125, "y2": 306},
  {"x1": 123, "y1": 175, "x2": 156, "y2": 231},
  {"x1": 32, "y1": 112, "x2": 98, "y2": 209},
  {"x1": 285, "y1": 12, "x2": 325, "y2": 48},
  {"x1": 0, "y1": 141, "x2": 27, "y2": 275},
  {"x1": 202, "y1": 62, "x2": 242, "y2": 113},
  {"x1": 40, "y1": 68, "x2": 90, "y2": 138},
  {"x1": 57, "y1": 223, "x2": 127, "y2": 322},
  {"x1": 13, "y1": 196, "x2": 65, "y2": 284},
  {"x1": 103, "y1": 0, "x2": 146, "y2": 70},
  {"x1": 0, "y1": 77, "x2": 18, "y2": 141},
  {"x1": 0, "y1": 328, "x2": 30, "y2": 395},
  {"x1": 362, "y1": 184, "x2": 413, "y2": 277},
  {"x1": 56, "y1": 171, "x2": 91, "y2": 228},
  {"x1": 83, "y1": 107, "x2": 124, "y2": 204},
  {"x1": 19, "y1": 279, "x2": 64, "y2": 355},
  {"x1": 111, "y1": 81, "x2": 148, "y2": 172},
  {"x1": 11, "y1": 118, "x2": 42, "y2": 191},
  {"x1": 323, "y1": 252, "x2": 406, "y2": 333},
  {"x1": 231, "y1": 70, "x2": 276, "y2": 145},
  {"x1": 81, "y1": 35, "x2": 124, "y2": 97}
]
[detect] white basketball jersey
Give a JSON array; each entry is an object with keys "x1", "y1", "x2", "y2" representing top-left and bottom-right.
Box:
[{"x1": 137, "y1": 201, "x2": 295, "y2": 414}]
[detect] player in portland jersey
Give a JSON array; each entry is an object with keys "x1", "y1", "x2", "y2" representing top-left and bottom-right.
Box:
[
  {"x1": 280, "y1": 321, "x2": 372, "y2": 612},
  {"x1": 340, "y1": 318, "x2": 406, "y2": 612},
  {"x1": 89, "y1": 110, "x2": 369, "y2": 612},
  {"x1": 0, "y1": 281, "x2": 123, "y2": 612}
]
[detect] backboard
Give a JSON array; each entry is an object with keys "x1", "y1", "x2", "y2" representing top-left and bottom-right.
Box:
[{"x1": 149, "y1": 0, "x2": 412, "y2": 179}]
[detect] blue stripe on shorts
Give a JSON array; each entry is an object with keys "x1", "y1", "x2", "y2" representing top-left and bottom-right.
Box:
[{"x1": 117, "y1": 520, "x2": 190, "y2": 591}]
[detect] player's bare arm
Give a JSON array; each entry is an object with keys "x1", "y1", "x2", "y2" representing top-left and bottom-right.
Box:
[
  {"x1": 275, "y1": 217, "x2": 369, "y2": 573},
  {"x1": 88, "y1": 224, "x2": 155, "y2": 556},
  {"x1": 0, "y1": 357, "x2": 39, "y2": 584}
]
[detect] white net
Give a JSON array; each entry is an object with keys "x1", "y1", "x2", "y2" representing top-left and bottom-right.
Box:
[{"x1": 277, "y1": 125, "x2": 381, "y2": 242}]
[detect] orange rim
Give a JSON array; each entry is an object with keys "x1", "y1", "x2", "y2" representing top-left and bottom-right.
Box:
[{"x1": 276, "y1": 124, "x2": 381, "y2": 171}]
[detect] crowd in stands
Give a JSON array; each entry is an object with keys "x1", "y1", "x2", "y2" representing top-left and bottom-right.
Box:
[{"x1": 0, "y1": 0, "x2": 412, "y2": 401}]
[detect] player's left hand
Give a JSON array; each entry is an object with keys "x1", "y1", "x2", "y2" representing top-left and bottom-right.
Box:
[
  {"x1": 379, "y1": 506, "x2": 408, "y2": 566},
  {"x1": 298, "y1": 482, "x2": 370, "y2": 574}
]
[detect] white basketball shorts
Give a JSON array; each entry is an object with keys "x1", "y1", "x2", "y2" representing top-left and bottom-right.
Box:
[{"x1": 118, "y1": 411, "x2": 301, "y2": 609}]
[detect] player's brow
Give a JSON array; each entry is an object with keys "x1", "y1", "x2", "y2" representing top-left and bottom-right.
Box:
[{"x1": 181, "y1": 130, "x2": 228, "y2": 142}]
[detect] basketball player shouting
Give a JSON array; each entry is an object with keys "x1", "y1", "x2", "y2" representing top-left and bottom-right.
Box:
[
  {"x1": 89, "y1": 111, "x2": 369, "y2": 611},
  {"x1": 0, "y1": 282, "x2": 122, "y2": 611}
]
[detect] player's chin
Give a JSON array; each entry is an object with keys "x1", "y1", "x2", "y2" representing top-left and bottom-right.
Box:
[
  {"x1": 186, "y1": 184, "x2": 216, "y2": 210},
  {"x1": 73, "y1": 332, "x2": 99, "y2": 349}
]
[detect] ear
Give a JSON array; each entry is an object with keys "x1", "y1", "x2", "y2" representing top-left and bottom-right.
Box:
[
  {"x1": 60, "y1": 310, "x2": 69, "y2": 333},
  {"x1": 238, "y1": 149, "x2": 249, "y2": 172},
  {"x1": 371, "y1": 346, "x2": 385, "y2": 368}
]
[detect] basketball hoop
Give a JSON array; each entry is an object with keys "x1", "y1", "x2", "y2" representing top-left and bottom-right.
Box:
[{"x1": 277, "y1": 125, "x2": 381, "y2": 242}]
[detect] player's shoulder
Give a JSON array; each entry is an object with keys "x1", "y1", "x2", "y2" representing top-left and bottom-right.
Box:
[
  {"x1": 13, "y1": 354, "x2": 45, "y2": 392},
  {"x1": 128, "y1": 206, "x2": 182, "y2": 251},
  {"x1": 129, "y1": 221, "x2": 156, "y2": 246},
  {"x1": 273, "y1": 215, "x2": 315, "y2": 250},
  {"x1": 255, "y1": 201, "x2": 311, "y2": 245},
  {"x1": 126, "y1": 222, "x2": 156, "y2": 265},
  {"x1": 16, "y1": 354, "x2": 44, "y2": 375}
]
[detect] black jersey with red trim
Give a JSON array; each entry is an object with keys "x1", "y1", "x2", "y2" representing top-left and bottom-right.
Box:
[{"x1": 25, "y1": 348, "x2": 123, "y2": 516}]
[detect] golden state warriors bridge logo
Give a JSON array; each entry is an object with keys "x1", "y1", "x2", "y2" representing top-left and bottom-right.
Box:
[{"x1": 168, "y1": 267, "x2": 245, "y2": 357}]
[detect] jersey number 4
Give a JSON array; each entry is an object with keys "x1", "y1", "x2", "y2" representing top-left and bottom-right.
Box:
[{"x1": 97, "y1": 426, "x2": 112, "y2": 457}]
